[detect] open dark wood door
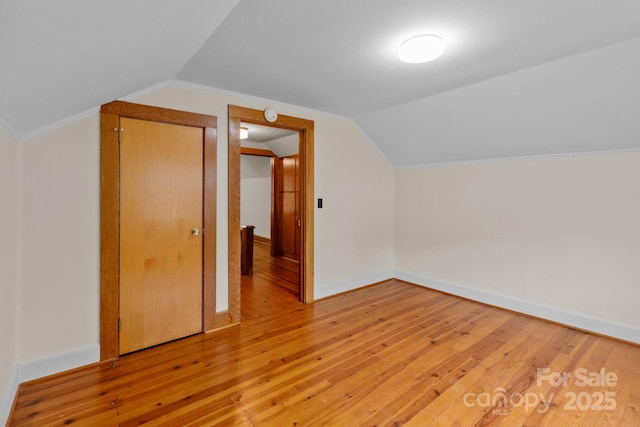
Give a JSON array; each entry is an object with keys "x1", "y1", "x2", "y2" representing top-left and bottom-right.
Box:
[{"x1": 273, "y1": 155, "x2": 300, "y2": 261}]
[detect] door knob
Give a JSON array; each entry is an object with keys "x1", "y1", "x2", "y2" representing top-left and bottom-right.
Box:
[{"x1": 191, "y1": 228, "x2": 200, "y2": 236}]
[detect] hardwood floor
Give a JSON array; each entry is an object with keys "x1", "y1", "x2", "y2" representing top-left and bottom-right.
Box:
[
  {"x1": 9, "y1": 275, "x2": 640, "y2": 425},
  {"x1": 241, "y1": 241, "x2": 301, "y2": 321}
]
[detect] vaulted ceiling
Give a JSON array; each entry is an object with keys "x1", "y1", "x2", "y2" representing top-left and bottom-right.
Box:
[{"x1": 2, "y1": 0, "x2": 639, "y2": 165}]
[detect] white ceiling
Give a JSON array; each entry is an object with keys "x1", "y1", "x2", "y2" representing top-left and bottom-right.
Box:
[
  {"x1": 241, "y1": 123, "x2": 295, "y2": 144},
  {"x1": 0, "y1": 0, "x2": 240, "y2": 138},
  {"x1": 2, "y1": 0, "x2": 640, "y2": 165},
  {"x1": 241, "y1": 122, "x2": 298, "y2": 158}
]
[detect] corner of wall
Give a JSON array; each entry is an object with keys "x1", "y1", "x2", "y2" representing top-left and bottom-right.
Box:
[
  {"x1": 0, "y1": 118, "x2": 23, "y2": 144},
  {"x1": 0, "y1": 367, "x2": 20, "y2": 426},
  {"x1": 0, "y1": 126, "x2": 22, "y2": 426},
  {"x1": 349, "y1": 117, "x2": 395, "y2": 169},
  {"x1": 395, "y1": 270, "x2": 640, "y2": 345},
  {"x1": 0, "y1": 344, "x2": 100, "y2": 426}
]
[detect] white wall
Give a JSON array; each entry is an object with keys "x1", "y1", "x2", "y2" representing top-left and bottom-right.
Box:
[
  {"x1": 240, "y1": 155, "x2": 271, "y2": 237},
  {"x1": 0, "y1": 128, "x2": 20, "y2": 419},
  {"x1": 313, "y1": 118, "x2": 396, "y2": 297},
  {"x1": 19, "y1": 115, "x2": 100, "y2": 364},
  {"x1": 4, "y1": 75, "x2": 640, "y2": 418},
  {"x1": 395, "y1": 151, "x2": 640, "y2": 342},
  {"x1": 9, "y1": 81, "x2": 395, "y2": 378},
  {"x1": 133, "y1": 82, "x2": 396, "y2": 302}
]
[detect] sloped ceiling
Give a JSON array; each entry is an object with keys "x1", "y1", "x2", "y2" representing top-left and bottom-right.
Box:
[
  {"x1": 2, "y1": 0, "x2": 640, "y2": 165},
  {"x1": 0, "y1": 0, "x2": 240, "y2": 138}
]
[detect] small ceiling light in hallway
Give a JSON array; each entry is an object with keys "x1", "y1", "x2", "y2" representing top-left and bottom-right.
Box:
[{"x1": 398, "y1": 34, "x2": 445, "y2": 63}]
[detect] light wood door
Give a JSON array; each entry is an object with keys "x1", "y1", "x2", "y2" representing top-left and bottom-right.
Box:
[{"x1": 119, "y1": 117, "x2": 204, "y2": 354}]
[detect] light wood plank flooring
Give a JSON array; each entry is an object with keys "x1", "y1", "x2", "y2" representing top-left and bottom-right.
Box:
[
  {"x1": 8, "y1": 258, "x2": 640, "y2": 425},
  {"x1": 241, "y1": 241, "x2": 301, "y2": 321}
]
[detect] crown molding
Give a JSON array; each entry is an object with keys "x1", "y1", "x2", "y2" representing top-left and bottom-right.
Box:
[
  {"x1": 18, "y1": 81, "x2": 175, "y2": 142},
  {"x1": 118, "y1": 80, "x2": 174, "y2": 103},
  {"x1": 0, "y1": 117, "x2": 22, "y2": 143},
  {"x1": 20, "y1": 107, "x2": 100, "y2": 142}
]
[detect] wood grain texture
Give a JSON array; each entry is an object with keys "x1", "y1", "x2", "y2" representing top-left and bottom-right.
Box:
[
  {"x1": 228, "y1": 109, "x2": 242, "y2": 324},
  {"x1": 274, "y1": 156, "x2": 300, "y2": 260},
  {"x1": 9, "y1": 280, "x2": 640, "y2": 426},
  {"x1": 119, "y1": 118, "x2": 203, "y2": 353},
  {"x1": 102, "y1": 100, "x2": 216, "y2": 129},
  {"x1": 99, "y1": 101, "x2": 218, "y2": 359},
  {"x1": 203, "y1": 127, "x2": 217, "y2": 331},
  {"x1": 240, "y1": 147, "x2": 275, "y2": 157},
  {"x1": 299, "y1": 123, "x2": 314, "y2": 303},
  {"x1": 99, "y1": 112, "x2": 120, "y2": 360},
  {"x1": 253, "y1": 235, "x2": 271, "y2": 245},
  {"x1": 241, "y1": 240, "x2": 300, "y2": 321}
]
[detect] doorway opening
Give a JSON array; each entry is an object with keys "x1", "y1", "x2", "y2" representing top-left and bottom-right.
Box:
[
  {"x1": 240, "y1": 124, "x2": 300, "y2": 314},
  {"x1": 228, "y1": 105, "x2": 314, "y2": 323}
]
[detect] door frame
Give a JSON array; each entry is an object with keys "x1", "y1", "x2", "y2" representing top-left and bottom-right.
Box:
[
  {"x1": 228, "y1": 105, "x2": 314, "y2": 323},
  {"x1": 100, "y1": 100, "x2": 217, "y2": 360}
]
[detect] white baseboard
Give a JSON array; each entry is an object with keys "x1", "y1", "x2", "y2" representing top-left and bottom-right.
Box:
[
  {"x1": 16, "y1": 344, "x2": 100, "y2": 384},
  {"x1": 395, "y1": 270, "x2": 640, "y2": 344},
  {"x1": 315, "y1": 270, "x2": 394, "y2": 300},
  {"x1": 0, "y1": 368, "x2": 19, "y2": 427},
  {"x1": 3, "y1": 273, "x2": 637, "y2": 424},
  {"x1": 0, "y1": 344, "x2": 99, "y2": 425}
]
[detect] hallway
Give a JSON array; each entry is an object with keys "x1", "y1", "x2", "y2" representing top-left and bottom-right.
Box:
[{"x1": 241, "y1": 240, "x2": 302, "y2": 321}]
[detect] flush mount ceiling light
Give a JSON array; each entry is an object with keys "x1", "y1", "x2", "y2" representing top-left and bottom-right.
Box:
[
  {"x1": 398, "y1": 34, "x2": 445, "y2": 63},
  {"x1": 240, "y1": 127, "x2": 249, "y2": 139}
]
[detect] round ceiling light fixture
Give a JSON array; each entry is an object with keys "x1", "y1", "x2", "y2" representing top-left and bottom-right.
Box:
[{"x1": 398, "y1": 34, "x2": 445, "y2": 63}]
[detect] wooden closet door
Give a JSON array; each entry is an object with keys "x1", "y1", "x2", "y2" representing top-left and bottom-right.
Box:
[
  {"x1": 279, "y1": 155, "x2": 300, "y2": 260},
  {"x1": 119, "y1": 118, "x2": 203, "y2": 354}
]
